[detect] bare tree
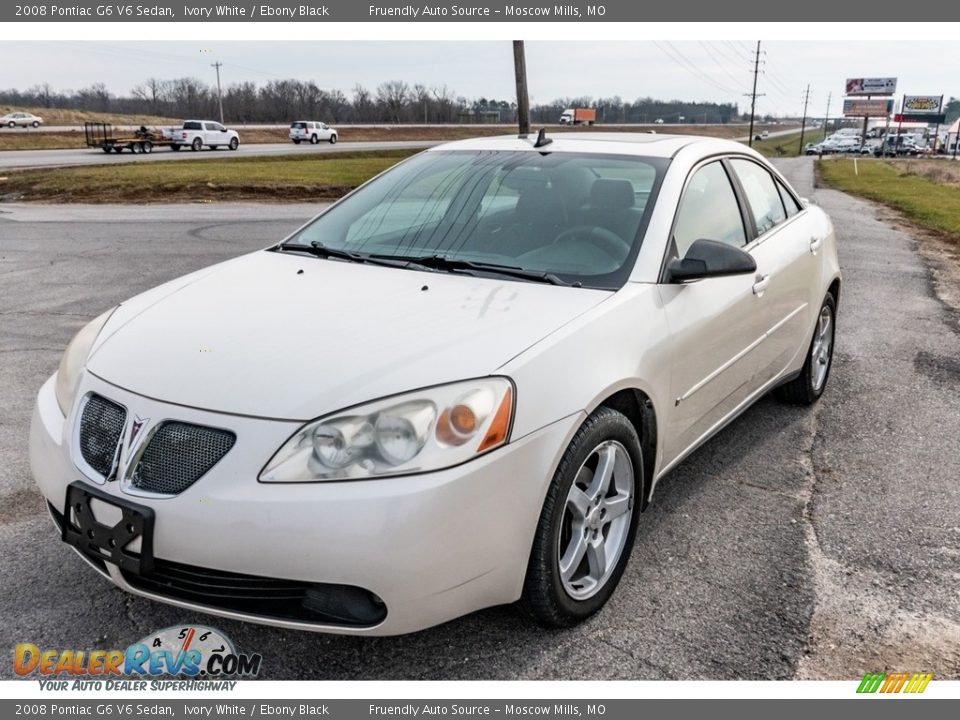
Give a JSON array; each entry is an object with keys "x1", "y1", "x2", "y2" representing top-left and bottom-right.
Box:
[{"x1": 376, "y1": 80, "x2": 410, "y2": 123}]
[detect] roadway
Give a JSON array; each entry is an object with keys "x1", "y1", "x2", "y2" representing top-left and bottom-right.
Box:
[
  {"x1": 0, "y1": 127, "x2": 801, "y2": 171},
  {"x1": 0, "y1": 140, "x2": 439, "y2": 170},
  {"x1": 1, "y1": 158, "x2": 957, "y2": 679}
]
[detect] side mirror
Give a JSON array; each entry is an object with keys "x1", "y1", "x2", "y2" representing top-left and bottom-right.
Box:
[{"x1": 667, "y1": 238, "x2": 756, "y2": 283}]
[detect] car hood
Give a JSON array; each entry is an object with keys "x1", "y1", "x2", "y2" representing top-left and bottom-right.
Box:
[{"x1": 87, "y1": 251, "x2": 610, "y2": 420}]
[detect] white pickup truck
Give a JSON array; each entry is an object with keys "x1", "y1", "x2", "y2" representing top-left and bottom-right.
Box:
[{"x1": 164, "y1": 120, "x2": 240, "y2": 151}]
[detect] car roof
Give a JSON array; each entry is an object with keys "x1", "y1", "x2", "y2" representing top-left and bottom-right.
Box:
[{"x1": 427, "y1": 132, "x2": 754, "y2": 159}]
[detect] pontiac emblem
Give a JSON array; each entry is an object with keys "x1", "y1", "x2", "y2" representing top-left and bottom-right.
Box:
[{"x1": 130, "y1": 415, "x2": 149, "y2": 445}]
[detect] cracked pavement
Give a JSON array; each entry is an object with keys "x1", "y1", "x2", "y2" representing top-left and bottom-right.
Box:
[{"x1": 1, "y1": 157, "x2": 958, "y2": 679}]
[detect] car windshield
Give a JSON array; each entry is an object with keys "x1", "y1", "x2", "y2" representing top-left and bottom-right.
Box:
[{"x1": 283, "y1": 150, "x2": 667, "y2": 289}]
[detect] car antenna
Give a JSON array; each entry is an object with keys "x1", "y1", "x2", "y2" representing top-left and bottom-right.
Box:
[{"x1": 533, "y1": 128, "x2": 552, "y2": 148}]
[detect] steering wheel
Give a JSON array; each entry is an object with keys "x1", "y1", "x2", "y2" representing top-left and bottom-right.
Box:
[{"x1": 551, "y1": 226, "x2": 630, "y2": 260}]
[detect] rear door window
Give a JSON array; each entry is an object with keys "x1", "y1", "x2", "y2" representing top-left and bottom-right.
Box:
[{"x1": 730, "y1": 159, "x2": 787, "y2": 236}]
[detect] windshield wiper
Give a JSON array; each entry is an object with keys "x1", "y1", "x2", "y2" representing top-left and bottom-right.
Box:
[
  {"x1": 381, "y1": 254, "x2": 576, "y2": 287},
  {"x1": 275, "y1": 241, "x2": 407, "y2": 268}
]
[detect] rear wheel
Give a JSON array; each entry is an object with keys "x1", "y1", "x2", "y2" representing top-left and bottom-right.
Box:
[
  {"x1": 520, "y1": 407, "x2": 642, "y2": 627},
  {"x1": 191, "y1": 137, "x2": 202, "y2": 151},
  {"x1": 310, "y1": 134, "x2": 319, "y2": 144},
  {"x1": 7, "y1": 121, "x2": 14, "y2": 128},
  {"x1": 141, "y1": 141, "x2": 153, "y2": 154},
  {"x1": 775, "y1": 293, "x2": 836, "y2": 405}
]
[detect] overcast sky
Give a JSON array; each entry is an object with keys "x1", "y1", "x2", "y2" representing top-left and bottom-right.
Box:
[{"x1": 3, "y1": 41, "x2": 955, "y2": 116}]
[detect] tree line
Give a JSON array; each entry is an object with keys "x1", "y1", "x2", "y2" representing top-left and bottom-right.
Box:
[{"x1": 0, "y1": 79, "x2": 747, "y2": 124}]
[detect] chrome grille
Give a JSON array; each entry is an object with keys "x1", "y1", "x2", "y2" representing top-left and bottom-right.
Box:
[
  {"x1": 78, "y1": 395, "x2": 126, "y2": 477},
  {"x1": 130, "y1": 422, "x2": 235, "y2": 495}
]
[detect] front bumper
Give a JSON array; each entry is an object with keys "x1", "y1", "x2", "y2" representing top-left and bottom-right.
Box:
[{"x1": 30, "y1": 373, "x2": 581, "y2": 635}]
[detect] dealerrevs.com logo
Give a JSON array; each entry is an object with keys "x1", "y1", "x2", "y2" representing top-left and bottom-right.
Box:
[
  {"x1": 856, "y1": 672, "x2": 933, "y2": 694},
  {"x1": 15, "y1": 625, "x2": 262, "y2": 690}
]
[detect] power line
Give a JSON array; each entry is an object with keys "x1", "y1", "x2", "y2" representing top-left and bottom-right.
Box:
[
  {"x1": 653, "y1": 41, "x2": 741, "y2": 97},
  {"x1": 698, "y1": 41, "x2": 747, "y2": 92}
]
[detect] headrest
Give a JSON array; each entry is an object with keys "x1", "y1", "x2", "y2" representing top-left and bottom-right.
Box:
[
  {"x1": 516, "y1": 186, "x2": 564, "y2": 222},
  {"x1": 590, "y1": 178, "x2": 634, "y2": 210}
]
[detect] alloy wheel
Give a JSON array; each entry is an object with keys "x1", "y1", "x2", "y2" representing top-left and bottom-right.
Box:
[{"x1": 557, "y1": 440, "x2": 634, "y2": 601}]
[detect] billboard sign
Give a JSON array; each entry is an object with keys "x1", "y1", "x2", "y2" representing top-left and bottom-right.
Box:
[
  {"x1": 843, "y1": 98, "x2": 894, "y2": 117},
  {"x1": 902, "y1": 95, "x2": 943, "y2": 114},
  {"x1": 845, "y1": 77, "x2": 897, "y2": 96},
  {"x1": 893, "y1": 114, "x2": 946, "y2": 124}
]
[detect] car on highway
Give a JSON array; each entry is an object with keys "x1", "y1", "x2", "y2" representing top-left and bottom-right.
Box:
[
  {"x1": 289, "y1": 121, "x2": 338, "y2": 145},
  {"x1": 1, "y1": 111, "x2": 43, "y2": 128},
  {"x1": 167, "y1": 120, "x2": 240, "y2": 151},
  {"x1": 30, "y1": 132, "x2": 840, "y2": 636}
]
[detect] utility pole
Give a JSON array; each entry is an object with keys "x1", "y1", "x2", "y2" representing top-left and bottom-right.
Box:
[
  {"x1": 798, "y1": 84, "x2": 811, "y2": 155},
  {"x1": 513, "y1": 41, "x2": 530, "y2": 136},
  {"x1": 211, "y1": 61, "x2": 224, "y2": 125},
  {"x1": 823, "y1": 92, "x2": 831, "y2": 140},
  {"x1": 746, "y1": 41, "x2": 764, "y2": 147}
]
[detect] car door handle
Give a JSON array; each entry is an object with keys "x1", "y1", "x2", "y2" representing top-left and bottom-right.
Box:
[
  {"x1": 809, "y1": 236, "x2": 823, "y2": 253},
  {"x1": 752, "y1": 274, "x2": 770, "y2": 296}
]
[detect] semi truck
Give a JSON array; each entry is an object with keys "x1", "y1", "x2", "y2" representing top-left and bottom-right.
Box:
[{"x1": 558, "y1": 108, "x2": 596, "y2": 125}]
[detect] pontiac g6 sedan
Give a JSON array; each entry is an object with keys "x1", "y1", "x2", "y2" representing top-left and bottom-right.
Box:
[{"x1": 31, "y1": 133, "x2": 840, "y2": 635}]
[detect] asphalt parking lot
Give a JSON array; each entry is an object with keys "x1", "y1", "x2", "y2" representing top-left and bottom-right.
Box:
[{"x1": 1, "y1": 158, "x2": 958, "y2": 679}]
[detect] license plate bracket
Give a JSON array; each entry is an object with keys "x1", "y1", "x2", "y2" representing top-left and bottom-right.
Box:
[{"x1": 62, "y1": 481, "x2": 155, "y2": 575}]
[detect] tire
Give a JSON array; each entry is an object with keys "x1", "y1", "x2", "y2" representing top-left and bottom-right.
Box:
[
  {"x1": 7, "y1": 121, "x2": 14, "y2": 128},
  {"x1": 228, "y1": 137, "x2": 239, "y2": 151},
  {"x1": 32, "y1": 121, "x2": 39, "y2": 128},
  {"x1": 329, "y1": 134, "x2": 337, "y2": 144},
  {"x1": 191, "y1": 138, "x2": 202, "y2": 152},
  {"x1": 292, "y1": 139, "x2": 301, "y2": 145},
  {"x1": 310, "y1": 134, "x2": 318, "y2": 144},
  {"x1": 775, "y1": 292, "x2": 836, "y2": 405},
  {"x1": 520, "y1": 406, "x2": 643, "y2": 628},
  {"x1": 141, "y1": 141, "x2": 152, "y2": 154}
]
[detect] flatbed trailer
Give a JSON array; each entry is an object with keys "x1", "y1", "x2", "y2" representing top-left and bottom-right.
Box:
[{"x1": 84, "y1": 121, "x2": 180, "y2": 154}]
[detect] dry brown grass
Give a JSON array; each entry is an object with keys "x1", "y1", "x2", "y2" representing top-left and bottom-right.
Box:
[
  {"x1": 890, "y1": 159, "x2": 960, "y2": 188},
  {"x1": 0, "y1": 106, "x2": 179, "y2": 126}
]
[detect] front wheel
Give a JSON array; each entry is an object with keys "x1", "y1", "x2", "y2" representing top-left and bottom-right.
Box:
[
  {"x1": 32, "y1": 121, "x2": 39, "y2": 128},
  {"x1": 329, "y1": 134, "x2": 337, "y2": 144},
  {"x1": 775, "y1": 292, "x2": 836, "y2": 405},
  {"x1": 228, "y1": 137, "x2": 239, "y2": 151},
  {"x1": 520, "y1": 407, "x2": 643, "y2": 627}
]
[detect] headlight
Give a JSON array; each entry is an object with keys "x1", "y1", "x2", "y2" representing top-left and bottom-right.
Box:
[
  {"x1": 54, "y1": 308, "x2": 116, "y2": 416},
  {"x1": 259, "y1": 378, "x2": 515, "y2": 482}
]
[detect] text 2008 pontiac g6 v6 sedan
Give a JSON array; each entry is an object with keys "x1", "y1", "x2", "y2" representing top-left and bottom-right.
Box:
[{"x1": 30, "y1": 133, "x2": 839, "y2": 635}]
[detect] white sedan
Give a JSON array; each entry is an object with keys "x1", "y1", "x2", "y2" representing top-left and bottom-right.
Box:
[
  {"x1": 30, "y1": 133, "x2": 840, "y2": 635},
  {"x1": 2, "y1": 111, "x2": 43, "y2": 128}
]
